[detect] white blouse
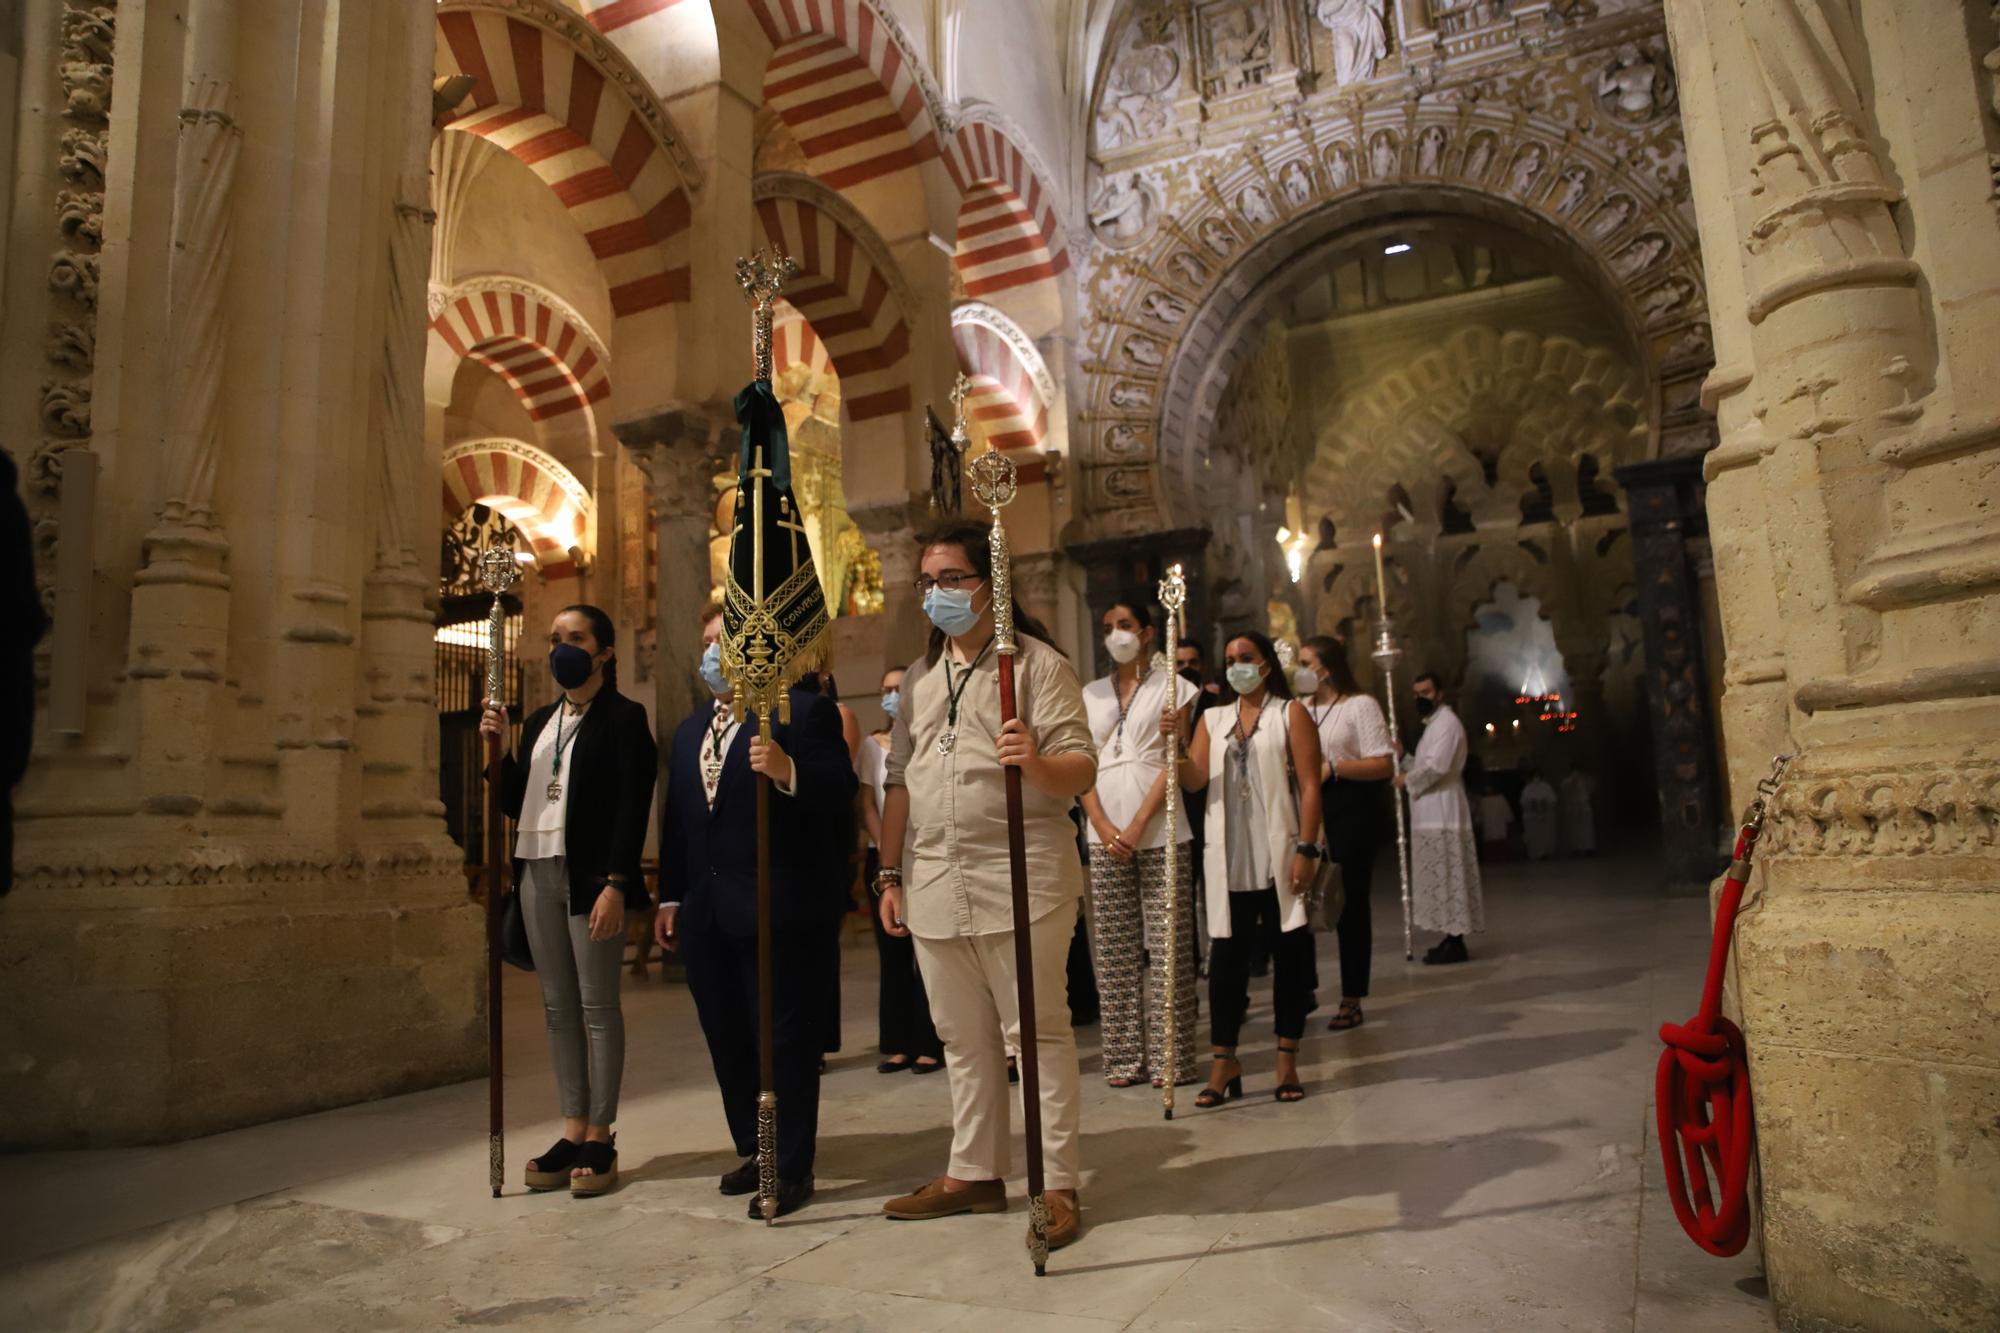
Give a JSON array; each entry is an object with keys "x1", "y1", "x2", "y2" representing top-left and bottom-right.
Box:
[
  {"x1": 513, "y1": 703, "x2": 584, "y2": 861},
  {"x1": 1307, "y1": 692, "x2": 1394, "y2": 772},
  {"x1": 1081, "y1": 666, "x2": 1197, "y2": 849}
]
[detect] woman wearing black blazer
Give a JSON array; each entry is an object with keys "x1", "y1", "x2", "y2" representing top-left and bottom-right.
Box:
[{"x1": 481, "y1": 604, "x2": 657, "y2": 1196}]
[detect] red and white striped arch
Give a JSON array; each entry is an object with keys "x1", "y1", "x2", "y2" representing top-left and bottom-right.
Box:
[
  {"x1": 950, "y1": 303, "x2": 1053, "y2": 453},
  {"x1": 443, "y1": 437, "x2": 596, "y2": 578},
  {"x1": 748, "y1": 0, "x2": 943, "y2": 192},
  {"x1": 943, "y1": 120, "x2": 1070, "y2": 300},
  {"x1": 754, "y1": 186, "x2": 911, "y2": 421},
  {"x1": 772, "y1": 298, "x2": 834, "y2": 387},
  {"x1": 575, "y1": 0, "x2": 695, "y2": 35},
  {"x1": 432, "y1": 279, "x2": 612, "y2": 424},
  {"x1": 435, "y1": 2, "x2": 692, "y2": 317}
]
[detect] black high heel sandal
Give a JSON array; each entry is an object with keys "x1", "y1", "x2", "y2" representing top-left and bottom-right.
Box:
[
  {"x1": 1194, "y1": 1055, "x2": 1243, "y2": 1108},
  {"x1": 524, "y1": 1137, "x2": 582, "y2": 1192},
  {"x1": 1274, "y1": 1042, "x2": 1306, "y2": 1103}
]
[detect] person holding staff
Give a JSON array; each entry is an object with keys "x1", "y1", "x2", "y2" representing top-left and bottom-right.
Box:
[
  {"x1": 480, "y1": 604, "x2": 657, "y2": 1196},
  {"x1": 875, "y1": 521, "x2": 1097, "y2": 1252},
  {"x1": 1170, "y1": 631, "x2": 1323, "y2": 1105},
  {"x1": 1296, "y1": 636, "x2": 1395, "y2": 1032},
  {"x1": 1079, "y1": 595, "x2": 1198, "y2": 1089}
]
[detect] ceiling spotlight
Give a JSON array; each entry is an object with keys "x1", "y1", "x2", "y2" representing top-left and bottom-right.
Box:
[{"x1": 1383, "y1": 243, "x2": 1411, "y2": 256}]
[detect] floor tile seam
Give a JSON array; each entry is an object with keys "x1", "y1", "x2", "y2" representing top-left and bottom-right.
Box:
[{"x1": 763, "y1": 1249, "x2": 1197, "y2": 1321}]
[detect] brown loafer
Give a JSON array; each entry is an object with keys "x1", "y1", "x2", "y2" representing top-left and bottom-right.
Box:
[
  {"x1": 1027, "y1": 1191, "x2": 1081, "y2": 1252},
  {"x1": 882, "y1": 1176, "x2": 1007, "y2": 1220}
]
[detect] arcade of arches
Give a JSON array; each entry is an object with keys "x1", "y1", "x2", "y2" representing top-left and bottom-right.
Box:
[{"x1": 1, "y1": 2, "x2": 1995, "y2": 1329}]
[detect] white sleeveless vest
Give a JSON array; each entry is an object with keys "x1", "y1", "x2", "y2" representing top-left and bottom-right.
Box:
[{"x1": 1201, "y1": 699, "x2": 1306, "y2": 937}]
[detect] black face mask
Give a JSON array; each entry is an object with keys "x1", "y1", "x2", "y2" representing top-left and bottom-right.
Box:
[
  {"x1": 1178, "y1": 666, "x2": 1203, "y2": 688},
  {"x1": 1414, "y1": 695, "x2": 1438, "y2": 718}
]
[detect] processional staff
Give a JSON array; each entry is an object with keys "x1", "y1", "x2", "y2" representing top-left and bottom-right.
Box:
[
  {"x1": 966, "y1": 445, "x2": 1054, "y2": 1276},
  {"x1": 1157, "y1": 562, "x2": 1187, "y2": 1122},
  {"x1": 477, "y1": 543, "x2": 522, "y2": 1198},
  {"x1": 724, "y1": 246, "x2": 829, "y2": 1225},
  {"x1": 1370, "y1": 532, "x2": 1414, "y2": 962}
]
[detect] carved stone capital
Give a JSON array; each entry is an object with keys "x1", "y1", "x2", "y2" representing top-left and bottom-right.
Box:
[{"x1": 618, "y1": 408, "x2": 725, "y2": 521}]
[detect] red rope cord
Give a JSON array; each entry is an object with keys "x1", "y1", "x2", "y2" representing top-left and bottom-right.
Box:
[{"x1": 1654, "y1": 826, "x2": 1758, "y2": 1257}]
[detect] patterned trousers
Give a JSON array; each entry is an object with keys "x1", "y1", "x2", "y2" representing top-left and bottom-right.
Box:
[{"x1": 1087, "y1": 843, "x2": 1200, "y2": 1084}]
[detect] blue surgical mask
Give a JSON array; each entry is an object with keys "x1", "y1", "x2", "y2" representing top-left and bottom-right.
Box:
[
  {"x1": 550, "y1": 643, "x2": 595, "y2": 690},
  {"x1": 1225, "y1": 661, "x2": 1265, "y2": 695},
  {"x1": 880, "y1": 689, "x2": 901, "y2": 720},
  {"x1": 699, "y1": 640, "x2": 728, "y2": 695},
  {"x1": 923, "y1": 584, "x2": 983, "y2": 636}
]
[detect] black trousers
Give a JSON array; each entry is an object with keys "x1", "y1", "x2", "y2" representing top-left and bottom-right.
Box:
[
  {"x1": 1322, "y1": 778, "x2": 1389, "y2": 1000},
  {"x1": 867, "y1": 849, "x2": 942, "y2": 1060},
  {"x1": 1208, "y1": 887, "x2": 1317, "y2": 1046},
  {"x1": 682, "y1": 923, "x2": 830, "y2": 1182}
]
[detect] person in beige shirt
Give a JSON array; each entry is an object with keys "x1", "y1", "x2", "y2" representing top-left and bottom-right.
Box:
[{"x1": 875, "y1": 520, "x2": 1097, "y2": 1254}]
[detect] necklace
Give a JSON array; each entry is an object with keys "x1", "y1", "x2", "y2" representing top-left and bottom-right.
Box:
[
  {"x1": 937, "y1": 638, "x2": 994, "y2": 755},
  {"x1": 1110, "y1": 664, "x2": 1146, "y2": 757},
  {"x1": 545, "y1": 698, "x2": 586, "y2": 802},
  {"x1": 1227, "y1": 696, "x2": 1268, "y2": 786}
]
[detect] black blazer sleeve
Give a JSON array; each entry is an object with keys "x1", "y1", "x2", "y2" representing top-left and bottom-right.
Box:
[
  {"x1": 788, "y1": 693, "x2": 858, "y2": 811},
  {"x1": 605, "y1": 696, "x2": 657, "y2": 910}
]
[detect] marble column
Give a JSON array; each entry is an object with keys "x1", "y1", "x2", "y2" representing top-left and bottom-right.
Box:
[
  {"x1": 1612, "y1": 456, "x2": 1722, "y2": 883},
  {"x1": 618, "y1": 407, "x2": 725, "y2": 728}
]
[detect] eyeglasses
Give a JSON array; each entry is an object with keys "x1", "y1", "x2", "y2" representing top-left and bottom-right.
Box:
[{"x1": 913, "y1": 573, "x2": 983, "y2": 595}]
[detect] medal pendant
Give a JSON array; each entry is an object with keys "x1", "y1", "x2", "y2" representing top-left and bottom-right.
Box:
[
  {"x1": 546, "y1": 781, "x2": 562, "y2": 803},
  {"x1": 937, "y1": 729, "x2": 956, "y2": 756}
]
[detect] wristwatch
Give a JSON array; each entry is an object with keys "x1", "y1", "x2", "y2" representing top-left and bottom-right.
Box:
[{"x1": 1294, "y1": 842, "x2": 1323, "y2": 860}]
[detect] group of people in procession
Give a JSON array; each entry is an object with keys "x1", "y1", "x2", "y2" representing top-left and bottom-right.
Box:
[{"x1": 478, "y1": 520, "x2": 1488, "y2": 1252}]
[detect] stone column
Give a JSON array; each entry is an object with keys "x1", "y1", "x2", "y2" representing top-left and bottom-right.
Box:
[
  {"x1": 1664, "y1": 3, "x2": 2000, "y2": 1326},
  {"x1": 618, "y1": 407, "x2": 725, "y2": 728},
  {"x1": 1612, "y1": 456, "x2": 1722, "y2": 883}
]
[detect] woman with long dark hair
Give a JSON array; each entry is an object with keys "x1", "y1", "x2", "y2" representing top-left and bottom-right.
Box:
[
  {"x1": 481, "y1": 604, "x2": 657, "y2": 1195},
  {"x1": 1170, "y1": 630, "x2": 1323, "y2": 1105},
  {"x1": 1296, "y1": 635, "x2": 1394, "y2": 1032},
  {"x1": 1079, "y1": 594, "x2": 1198, "y2": 1089}
]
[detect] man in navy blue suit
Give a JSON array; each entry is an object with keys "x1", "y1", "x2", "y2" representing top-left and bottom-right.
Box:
[{"x1": 655, "y1": 602, "x2": 858, "y2": 1218}]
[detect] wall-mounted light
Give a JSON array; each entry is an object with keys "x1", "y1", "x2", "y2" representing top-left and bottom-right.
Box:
[{"x1": 1383, "y1": 242, "x2": 1411, "y2": 255}]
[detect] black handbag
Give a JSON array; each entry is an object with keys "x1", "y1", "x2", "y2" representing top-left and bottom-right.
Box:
[{"x1": 497, "y1": 886, "x2": 535, "y2": 971}]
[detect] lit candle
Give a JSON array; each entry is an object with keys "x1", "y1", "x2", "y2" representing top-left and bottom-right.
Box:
[{"x1": 1371, "y1": 531, "x2": 1388, "y2": 615}]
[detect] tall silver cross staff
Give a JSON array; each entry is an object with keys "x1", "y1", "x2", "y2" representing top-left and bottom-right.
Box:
[
  {"x1": 1157, "y1": 563, "x2": 1188, "y2": 1120},
  {"x1": 478, "y1": 543, "x2": 521, "y2": 1197}
]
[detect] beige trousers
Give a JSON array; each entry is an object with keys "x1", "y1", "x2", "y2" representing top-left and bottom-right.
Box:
[{"x1": 912, "y1": 899, "x2": 1083, "y2": 1191}]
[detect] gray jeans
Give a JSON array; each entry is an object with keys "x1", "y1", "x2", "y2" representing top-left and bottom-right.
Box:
[{"x1": 519, "y1": 856, "x2": 625, "y2": 1126}]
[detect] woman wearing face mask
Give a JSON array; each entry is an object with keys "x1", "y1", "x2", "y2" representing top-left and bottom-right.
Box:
[
  {"x1": 1078, "y1": 597, "x2": 1199, "y2": 1089},
  {"x1": 1295, "y1": 636, "x2": 1395, "y2": 1032},
  {"x1": 480, "y1": 605, "x2": 658, "y2": 1195},
  {"x1": 1169, "y1": 631, "x2": 1323, "y2": 1105},
  {"x1": 860, "y1": 667, "x2": 943, "y2": 1074}
]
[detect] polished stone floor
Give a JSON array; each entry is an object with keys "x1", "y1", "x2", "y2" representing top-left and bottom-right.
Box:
[{"x1": 1, "y1": 850, "x2": 1771, "y2": 1331}]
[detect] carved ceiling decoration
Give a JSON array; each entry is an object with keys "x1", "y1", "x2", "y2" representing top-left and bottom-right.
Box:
[{"x1": 1075, "y1": 1, "x2": 1710, "y2": 539}]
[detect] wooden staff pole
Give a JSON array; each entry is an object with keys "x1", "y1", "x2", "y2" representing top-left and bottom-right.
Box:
[{"x1": 968, "y1": 449, "x2": 1050, "y2": 1274}]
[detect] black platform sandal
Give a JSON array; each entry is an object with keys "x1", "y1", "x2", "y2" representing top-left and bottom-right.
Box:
[
  {"x1": 570, "y1": 1136, "x2": 618, "y2": 1197},
  {"x1": 1274, "y1": 1041, "x2": 1306, "y2": 1103},
  {"x1": 524, "y1": 1137, "x2": 582, "y2": 1192},
  {"x1": 1194, "y1": 1054, "x2": 1243, "y2": 1108}
]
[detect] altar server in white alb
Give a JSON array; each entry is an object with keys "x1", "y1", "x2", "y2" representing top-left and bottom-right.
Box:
[{"x1": 1396, "y1": 672, "x2": 1483, "y2": 965}]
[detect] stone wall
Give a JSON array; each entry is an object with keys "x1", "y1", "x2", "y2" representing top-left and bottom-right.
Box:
[{"x1": 1665, "y1": 1, "x2": 2000, "y2": 1326}]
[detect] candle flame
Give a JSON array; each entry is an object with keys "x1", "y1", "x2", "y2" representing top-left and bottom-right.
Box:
[{"x1": 1372, "y1": 532, "x2": 1382, "y2": 548}]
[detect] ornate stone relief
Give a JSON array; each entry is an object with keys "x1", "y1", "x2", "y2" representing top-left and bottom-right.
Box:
[
  {"x1": 1199, "y1": 1, "x2": 1275, "y2": 100},
  {"x1": 1077, "y1": 5, "x2": 1710, "y2": 537},
  {"x1": 1765, "y1": 762, "x2": 2000, "y2": 858},
  {"x1": 35, "y1": 1, "x2": 117, "y2": 622},
  {"x1": 1095, "y1": 5, "x2": 1184, "y2": 152}
]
